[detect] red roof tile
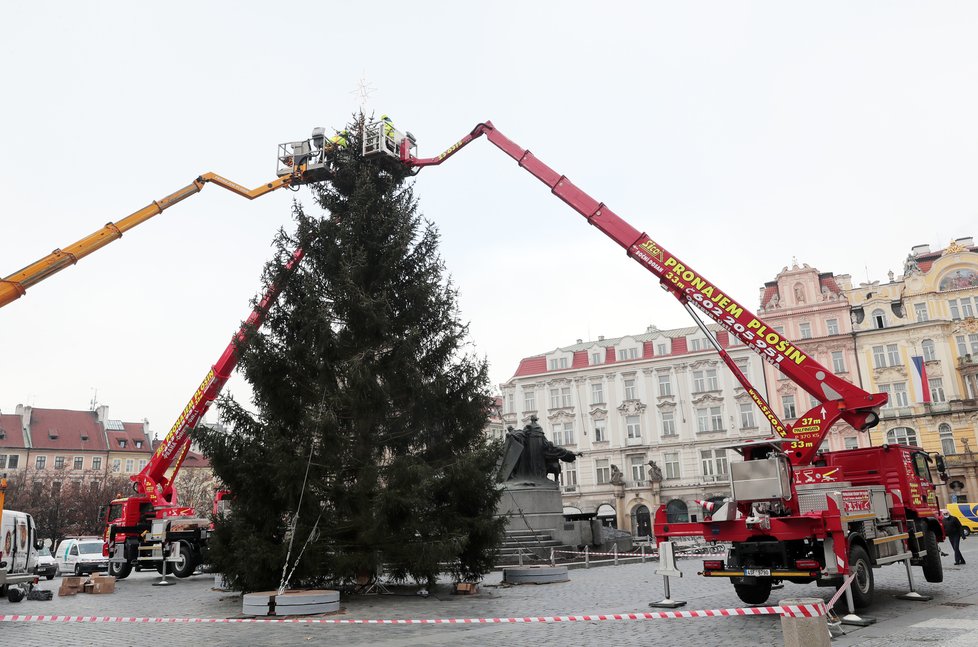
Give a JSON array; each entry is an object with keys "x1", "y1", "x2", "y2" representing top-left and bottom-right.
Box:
[
  {"x1": 513, "y1": 356, "x2": 548, "y2": 377},
  {"x1": 571, "y1": 350, "x2": 588, "y2": 369},
  {"x1": 760, "y1": 285, "x2": 779, "y2": 309},
  {"x1": 103, "y1": 422, "x2": 152, "y2": 454},
  {"x1": 672, "y1": 337, "x2": 688, "y2": 355},
  {"x1": 27, "y1": 408, "x2": 106, "y2": 451},
  {"x1": 0, "y1": 414, "x2": 25, "y2": 447}
]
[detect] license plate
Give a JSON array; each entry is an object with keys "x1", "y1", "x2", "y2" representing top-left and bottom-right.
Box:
[{"x1": 744, "y1": 568, "x2": 771, "y2": 577}]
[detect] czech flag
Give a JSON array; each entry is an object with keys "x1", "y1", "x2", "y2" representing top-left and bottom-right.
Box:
[{"x1": 910, "y1": 356, "x2": 931, "y2": 403}]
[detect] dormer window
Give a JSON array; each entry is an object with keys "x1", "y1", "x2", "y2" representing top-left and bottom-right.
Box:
[
  {"x1": 135, "y1": 440, "x2": 143, "y2": 449},
  {"x1": 119, "y1": 439, "x2": 127, "y2": 449}
]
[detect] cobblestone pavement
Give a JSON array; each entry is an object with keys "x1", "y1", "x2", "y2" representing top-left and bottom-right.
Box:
[{"x1": 2, "y1": 539, "x2": 977, "y2": 647}]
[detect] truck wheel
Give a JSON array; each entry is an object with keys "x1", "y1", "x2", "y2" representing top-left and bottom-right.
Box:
[
  {"x1": 7, "y1": 587, "x2": 25, "y2": 603},
  {"x1": 848, "y1": 545, "x2": 874, "y2": 609},
  {"x1": 109, "y1": 561, "x2": 132, "y2": 580},
  {"x1": 963, "y1": 527, "x2": 971, "y2": 538},
  {"x1": 45, "y1": 572, "x2": 55, "y2": 581},
  {"x1": 170, "y1": 543, "x2": 197, "y2": 579},
  {"x1": 733, "y1": 578, "x2": 773, "y2": 605},
  {"x1": 74, "y1": 564, "x2": 83, "y2": 576},
  {"x1": 921, "y1": 528, "x2": 943, "y2": 583}
]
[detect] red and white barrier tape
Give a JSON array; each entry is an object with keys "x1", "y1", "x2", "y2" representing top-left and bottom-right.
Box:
[
  {"x1": 551, "y1": 549, "x2": 724, "y2": 558},
  {"x1": 0, "y1": 603, "x2": 826, "y2": 625}
]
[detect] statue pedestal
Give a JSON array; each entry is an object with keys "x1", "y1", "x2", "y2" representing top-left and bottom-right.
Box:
[{"x1": 496, "y1": 479, "x2": 564, "y2": 534}]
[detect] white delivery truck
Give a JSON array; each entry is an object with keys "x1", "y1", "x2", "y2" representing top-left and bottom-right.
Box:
[{"x1": 1, "y1": 509, "x2": 40, "y2": 602}]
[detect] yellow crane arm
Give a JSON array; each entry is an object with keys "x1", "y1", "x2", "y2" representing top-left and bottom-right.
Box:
[{"x1": 0, "y1": 171, "x2": 298, "y2": 309}]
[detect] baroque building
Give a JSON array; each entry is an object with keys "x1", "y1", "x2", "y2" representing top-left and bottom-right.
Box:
[
  {"x1": 499, "y1": 324, "x2": 770, "y2": 537},
  {"x1": 847, "y1": 237, "x2": 978, "y2": 503},
  {"x1": 756, "y1": 261, "x2": 868, "y2": 452}
]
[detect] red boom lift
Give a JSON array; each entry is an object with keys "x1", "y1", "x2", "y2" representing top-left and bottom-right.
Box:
[
  {"x1": 352, "y1": 118, "x2": 949, "y2": 609},
  {"x1": 103, "y1": 248, "x2": 305, "y2": 579}
]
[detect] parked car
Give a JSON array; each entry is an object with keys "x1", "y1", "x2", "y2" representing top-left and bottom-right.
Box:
[
  {"x1": 33, "y1": 546, "x2": 57, "y2": 580},
  {"x1": 53, "y1": 537, "x2": 108, "y2": 575}
]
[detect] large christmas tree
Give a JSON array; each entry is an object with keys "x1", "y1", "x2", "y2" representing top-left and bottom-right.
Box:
[{"x1": 195, "y1": 116, "x2": 504, "y2": 592}]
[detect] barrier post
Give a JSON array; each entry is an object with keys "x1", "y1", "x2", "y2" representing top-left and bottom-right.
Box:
[
  {"x1": 614, "y1": 544, "x2": 619, "y2": 566},
  {"x1": 518, "y1": 548, "x2": 524, "y2": 567},
  {"x1": 779, "y1": 598, "x2": 830, "y2": 647},
  {"x1": 648, "y1": 540, "x2": 685, "y2": 608},
  {"x1": 641, "y1": 545, "x2": 646, "y2": 563},
  {"x1": 550, "y1": 548, "x2": 555, "y2": 567},
  {"x1": 585, "y1": 545, "x2": 590, "y2": 569}
]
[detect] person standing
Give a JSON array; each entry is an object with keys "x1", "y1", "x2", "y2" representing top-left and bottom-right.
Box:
[{"x1": 943, "y1": 510, "x2": 967, "y2": 565}]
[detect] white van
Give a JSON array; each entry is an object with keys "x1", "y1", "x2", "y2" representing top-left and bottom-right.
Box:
[
  {"x1": 1, "y1": 509, "x2": 40, "y2": 601},
  {"x1": 54, "y1": 537, "x2": 108, "y2": 575}
]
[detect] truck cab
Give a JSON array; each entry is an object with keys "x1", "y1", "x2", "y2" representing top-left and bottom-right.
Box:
[{"x1": 1, "y1": 509, "x2": 40, "y2": 601}]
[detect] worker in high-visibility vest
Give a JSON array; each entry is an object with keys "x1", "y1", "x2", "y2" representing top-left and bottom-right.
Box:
[
  {"x1": 329, "y1": 129, "x2": 349, "y2": 150},
  {"x1": 381, "y1": 114, "x2": 396, "y2": 152}
]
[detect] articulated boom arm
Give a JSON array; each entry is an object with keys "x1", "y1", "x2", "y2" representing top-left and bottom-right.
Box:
[
  {"x1": 0, "y1": 170, "x2": 307, "y2": 310},
  {"x1": 134, "y1": 247, "x2": 306, "y2": 506},
  {"x1": 406, "y1": 122, "x2": 885, "y2": 466}
]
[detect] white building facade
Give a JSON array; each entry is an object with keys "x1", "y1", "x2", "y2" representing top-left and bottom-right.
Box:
[{"x1": 499, "y1": 324, "x2": 772, "y2": 537}]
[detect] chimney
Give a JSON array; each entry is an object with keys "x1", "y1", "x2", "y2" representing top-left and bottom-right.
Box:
[
  {"x1": 955, "y1": 236, "x2": 974, "y2": 248},
  {"x1": 598, "y1": 335, "x2": 605, "y2": 341},
  {"x1": 911, "y1": 244, "x2": 931, "y2": 256},
  {"x1": 576, "y1": 338, "x2": 582, "y2": 344},
  {"x1": 95, "y1": 405, "x2": 109, "y2": 424}
]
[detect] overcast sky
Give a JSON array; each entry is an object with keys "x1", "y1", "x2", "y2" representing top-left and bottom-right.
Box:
[{"x1": 2, "y1": 2, "x2": 977, "y2": 437}]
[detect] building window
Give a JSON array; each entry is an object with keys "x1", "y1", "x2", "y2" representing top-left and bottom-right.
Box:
[
  {"x1": 696, "y1": 406, "x2": 723, "y2": 432},
  {"x1": 692, "y1": 370, "x2": 711, "y2": 392},
  {"x1": 0, "y1": 455, "x2": 6, "y2": 469},
  {"x1": 886, "y1": 427, "x2": 918, "y2": 446},
  {"x1": 112, "y1": 459, "x2": 121, "y2": 473},
  {"x1": 119, "y1": 439, "x2": 127, "y2": 449},
  {"x1": 877, "y1": 383, "x2": 892, "y2": 406},
  {"x1": 956, "y1": 334, "x2": 978, "y2": 357},
  {"x1": 591, "y1": 383, "x2": 603, "y2": 404},
  {"x1": 617, "y1": 347, "x2": 638, "y2": 361},
  {"x1": 782, "y1": 395, "x2": 797, "y2": 419},
  {"x1": 564, "y1": 463, "x2": 577, "y2": 487},
  {"x1": 73, "y1": 457, "x2": 83, "y2": 470},
  {"x1": 596, "y1": 459, "x2": 611, "y2": 484},
  {"x1": 873, "y1": 345, "x2": 886, "y2": 369},
  {"x1": 799, "y1": 322, "x2": 812, "y2": 339},
  {"x1": 626, "y1": 415, "x2": 642, "y2": 440},
  {"x1": 701, "y1": 449, "x2": 729, "y2": 479},
  {"x1": 940, "y1": 423, "x2": 956, "y2": 455},
  {"x1": 739, "y1": 403, "x2": 756, "y2": 429},
  {"x1": 594, "y1": 420, "x2": 606, "y2": 442},
  {"x1": 657, "y1": 374, "x2": 672, "y2": 397},
  {"x1": 827, "y1": 318, "x2": 839, "y2": 335},
  {"x1": 135, "y1": 440, "x2": 143, "y2": 449},
  {"x1": 524, "y1": 390, "x2": 536, "y2": 411},
  {"x1": 92, "y1": 457, "x2": 102, "y2": 470},
  {"x1": 656, "y1": 342, "x2": 669, "y2": 356},
  {"x1": 844, "y1": 436, "x2": 859, "y2": 450},
  {"x1": 872, "y1": 309, "x2": 887, "y2": 329},
  {"x1": 36, "y1": 456, "x2": 46, "y2": 470},
  {"x1": 629, "y1": 455, "x2": 646, "y2": 483},
  {"x1": 922, "y1": 339, "x2": 937, "y2": 362},
  {"x1": 661, "y1": 411, "x2": 677, "y2": 436},
  {"x1": 891, "y1": 382, "x2": 909, "y2": 407},
  {"x1": 550, "y1": 387, "x2": 571, "y2": 408},
  {"x1": 832, "y1": 351, "x2": 846, "y2": 373},
  {"x1": 591, "y1": 352, "x2": 603, "y2": 365},
  {"x1": 623, "y1": 378, "x2": 637, "y2": 400},
  {"x1": 664, "y1": 452, "x2": 681, "y2": 480},
  {"x1": 930, "y1": 378, "x2": 946, "y2": 403},
  {"x1": 125, "y1": 459, "x2": 134, "y2": 473},
  {"x1": 548, "y1": 357, "x2": 569, "y2": 370},
  {"x1": 915, "y1": 303, "x2": 929, "y2": 322},
  {"x1": 54, "y1": 456, "x2": 65, "y2": 470},
  {"x1": 8, "y1": 455, "x2": 18, "y2": 469},
  {"x1": 504, "y1": 393, "x2": 514, "y2": 414},
  {"x1": 552, "y1": 422, "x2": 575, "y2": 446},
  {"x1": 887, "y1": 344, "x2": 900, "y2": 366}
]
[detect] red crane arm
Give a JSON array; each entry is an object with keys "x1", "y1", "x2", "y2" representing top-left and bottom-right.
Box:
[
  {"x1": 407, "y1": 122, "x2": 885, "y2": 466},
  {"x1": 134, "y1": 247, "x2": 306, "y2": 505}
]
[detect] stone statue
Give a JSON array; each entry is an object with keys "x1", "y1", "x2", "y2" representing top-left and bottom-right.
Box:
[
  {"x1": 497, "y1": 416, "x2": 580, "y2": 484},
  {"x1": 610, "y1": 464, "x2": 624, "y2": 486},
  {"x1": 647, "y1": 460, "x2": 663, "y2": 483}
]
